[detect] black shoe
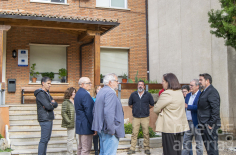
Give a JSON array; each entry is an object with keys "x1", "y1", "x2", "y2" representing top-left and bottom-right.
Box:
[
  {"x1": 145, "y1": 150, "x2": 151, "y2": 155},
  {"x1": 95, "y1": 151, "x2": 98, "y2": 155},
  {"x1": 127, "y1": 149, "x2": 135, "y2": 154}
]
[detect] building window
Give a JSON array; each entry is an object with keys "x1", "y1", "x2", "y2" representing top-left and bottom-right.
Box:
[
  {"x1": 100, "y1": 48, "x2": 128, "y2": 82},
  {"x1": 96, "y1": 0, "x2": 127, "y2": 9},
  {"x1": 29, "y1": 44, "x2": 68, "y2": 83},
  {"x1": 30, "y1": 0, "x2": 67, "y2": 4}
]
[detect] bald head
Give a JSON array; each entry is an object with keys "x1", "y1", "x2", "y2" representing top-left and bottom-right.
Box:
[{"x1": 78, "y1": 77, "x2": 92, "y2": 91}]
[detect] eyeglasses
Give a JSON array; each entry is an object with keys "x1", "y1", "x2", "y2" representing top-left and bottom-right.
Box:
[
  {"x1": 189, "y1": 85, "x2": 194, "y2": 87},
  {"x1": 112, "y1": 80, "x2": 119, "y2": 83},
  {"x1": 84, "y1": 82, "x2": 92, "y2": 85}
]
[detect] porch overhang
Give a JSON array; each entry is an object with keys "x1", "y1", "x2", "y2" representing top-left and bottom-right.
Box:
[
  {"x1": 0, "y1": 11, "x2": 120, "y2": 86},
  {"x1": 0, "y1": 11, "x2": 120, "y2": 38}
]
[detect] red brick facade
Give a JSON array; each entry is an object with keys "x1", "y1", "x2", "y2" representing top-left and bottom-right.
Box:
[{"x1": 1, "y1": 0, "x2": 147, "y2": 104}]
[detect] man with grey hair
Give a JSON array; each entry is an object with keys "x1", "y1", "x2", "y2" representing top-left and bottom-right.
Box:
[
  {"x1": 92, "y1": 73, "x2": 125, "y2": 155},
  {"x1": 182, "y1": 79, "x2": 203, "y2": 155},
  {"x1": 74, "y1": 77, "x2": 96, "y2": 155}
]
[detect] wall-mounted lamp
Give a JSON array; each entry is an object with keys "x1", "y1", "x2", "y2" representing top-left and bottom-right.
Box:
[{"x1": 12, "y1": 50, "x2": 17, "y2": 58}]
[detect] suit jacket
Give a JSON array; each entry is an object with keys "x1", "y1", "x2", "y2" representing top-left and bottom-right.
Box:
[
  {"x1": 74, "y1": 87, "x2": 94, "y2": 135},
  {"x1": 197, "y1": 85, "x2": 221, "y2": 127},
  {"x1": 154, "y1": 89, "x2": 189, "y2": 133},
  {"x1": 185, "y1": 90, "x2": 201, "y2": 127},
  {"x1": 92, "y1": 86, "x2": 125, "y2": 138}
]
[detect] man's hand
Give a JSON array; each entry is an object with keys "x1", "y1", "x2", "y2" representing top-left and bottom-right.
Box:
[
  {"x1": 51, "y1": 100, "x2": 55, "y2": 103},
  {"x1": 93, "y1": 131, "x2": 97, "y2": 136},
  {"x1": 149, "y1": 105, "x2": 154, "y2": 109},
  {"x1": 43, "y1": 106, "x2": 45, "y2": 109},
  {"x1": 185, "y1": 103, "x2": 188, "y2": 108},
  {"x1": 129, "y1": 105, "x2": 133, "y2": 108},
  {"x1": 208, "y1": 125, "x2": 212, "y2": 129}
]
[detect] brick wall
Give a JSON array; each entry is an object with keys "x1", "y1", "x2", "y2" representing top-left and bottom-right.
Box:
[
  {"x1": 6, "y1": 27, "x2": 88, "y2": 104},
  {"x1": 2, "y1": 0, "x2": 147, "y2": 103}
]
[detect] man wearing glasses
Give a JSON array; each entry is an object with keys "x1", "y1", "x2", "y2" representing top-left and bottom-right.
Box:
[
  {"x1": 182, "y1": 79, "x2": 203, "y2": 155},
  {"x1": 74, "y1": 77, "x2": 96, "y2": 155},
  {"x1": 92, "y1": 73, "x2": 125, "y2": 155}
]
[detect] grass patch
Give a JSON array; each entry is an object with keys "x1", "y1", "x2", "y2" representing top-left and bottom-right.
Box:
[{"x1": 0, "y1": 148, "x2": 13, "y2": 152}]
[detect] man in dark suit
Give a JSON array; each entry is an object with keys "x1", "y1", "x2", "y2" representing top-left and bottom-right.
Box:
[
  {"x1": 74, "y1": 77, "x2": 96, "y2": 155},
  {"x1": 197, "y1": 73, "x2": 221, "y2": 155},
  {"x1": 182, "y1": 79, "x2": 203, "y2": 155}
]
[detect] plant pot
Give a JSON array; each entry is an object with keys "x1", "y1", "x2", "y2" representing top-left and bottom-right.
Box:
[
  {"x1": 61, "y1": 77, "x2": 66, "y2": 83},
  {"x1": 122, "y1": 79, "x2": 127, "y2": 83},
  {"x1": 32, "y1": 77, "x2": 37, "y2": 83},
  {"x1": 100, "y1": 79, "x2": 103, "y2": 83}
]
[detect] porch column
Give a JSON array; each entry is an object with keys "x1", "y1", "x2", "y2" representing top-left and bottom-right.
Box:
[
  {"x1": 94, "y1": 33, "x2": 100, "y2": 86},
  {"x1": 0, "y1": 25, "x2": 11, "y2": 83}
]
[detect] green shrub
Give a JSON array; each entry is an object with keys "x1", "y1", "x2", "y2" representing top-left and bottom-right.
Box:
[
  {"x1": 218, "y1": 128, "x2": 223, "y2": 134},
  {"x1": 138, "y1": 126, "x2": 159, "y2": 139},
  {"x1": 148, "y1": 89, "x2": 160, "y2": 94},
  {"x1": 0, "y1": 134, "x2": 3, "y2": 139},
  {"x1": 0, "y1": 148, "x2": 13, "y2": 152},
  {"x1": 124, "y1": 123, "x2": 132, "y2": 134},
  {"x1": 41, "y1": 72, "x2": 54, "y2": 80},
  {"x1": 124, "y1": 123, "x2": 160, "y2": 138}
]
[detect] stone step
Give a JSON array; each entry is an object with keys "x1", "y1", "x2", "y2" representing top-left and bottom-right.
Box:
[
  {"x1": 9, "y1": 114, "x2": 62, "y2": 120},
  {"x1": 9, "y1": 119, "x2": 62, "y2": 124},
  {"x1": 9, "y1": 105, "x2": 62, "y2": 111},
  {"x1": 9, "y1": 128, "x2": 67, "y2": 136},
  {"x1": 10, "y1": 122, "x2": 62, "y2": 129},
  {"x1": 10, "y1": 133, "x2": 68, "y2": 142},
  {"x1": 11, "y1": 140, "x2": 77, "y2": 150},
  {"x1": 9, "y1": 110, "x2": 62, "y2": 115},
  {"x1": 9, "y1": 115, "x2": 62, "y2": 120},
  {"x1": 11, "y1": 138, "x2": 130, "y2": 150},
  {"x1": 11, "y1": 145, "x2": 131, "y2": 155}
]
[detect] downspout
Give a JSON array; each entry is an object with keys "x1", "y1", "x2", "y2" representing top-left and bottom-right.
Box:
[
  {"x1": 79, "y1": 39, "x2": 94, "y2": 77},
  {"x1": 145, "y1": 0, "x2": 150, "y2": 81}
]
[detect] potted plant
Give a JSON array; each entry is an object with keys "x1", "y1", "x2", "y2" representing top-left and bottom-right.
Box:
[
  {"x1": 122, "y1": 73, "x2": 128, "y2": 83},
  {"x1": 100, "y1": 74, "x2": 103, "y2": 83},
  {"x1": 59, "y1": 68, "x2": 67, "y2": 83},
  {"x1": 30, "y1": 63, "x2": 39, "y2": 83},
  {"x1": 41, "y1": 72, "x2": 54, "y2": 80}
]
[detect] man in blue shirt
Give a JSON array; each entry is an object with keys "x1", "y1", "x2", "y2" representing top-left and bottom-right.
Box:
[{"x1": 182, "y1": 79, "x2": 203, "y2": 155}]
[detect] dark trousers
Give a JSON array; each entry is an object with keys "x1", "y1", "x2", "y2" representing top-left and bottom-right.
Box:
[
  {"x1": 38, "y1": 121, "x2": 53, "y2": 155},
  {"x1": 200, "y1": 124, "x2": 219, "y2": 155},
  {"x1": 162, "y1": 132, "x2": 183, "y2": 155},
  {"x1": 93, "y1": 135, "x2": 99, "y2": 152}
]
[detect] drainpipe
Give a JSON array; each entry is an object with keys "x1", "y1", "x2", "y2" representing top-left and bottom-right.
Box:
[
  {"x1": 79, "y1": 39, "x2": 94, "y2": 77},
  {"x1": 145, "y1": 0, "x2": 150, "y2": 81}
]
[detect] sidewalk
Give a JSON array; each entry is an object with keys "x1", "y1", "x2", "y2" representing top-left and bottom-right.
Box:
[{"x1": 117, "y1": 140, "x2": 236, "y2": 155}]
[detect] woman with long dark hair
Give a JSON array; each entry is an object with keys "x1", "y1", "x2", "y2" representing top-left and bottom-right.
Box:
[{"x1": 154, "y1": 73, "x2": 189, "y2": 155}]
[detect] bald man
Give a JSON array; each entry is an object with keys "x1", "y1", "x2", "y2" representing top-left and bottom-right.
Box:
[{"x1": 74, "y1": 77, "x2": 96, "y2": 155}]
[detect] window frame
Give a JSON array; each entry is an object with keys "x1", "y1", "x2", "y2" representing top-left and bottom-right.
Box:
[
  {"x1": 96, "y1": 0, "x2": 128, "y2": 9},
  {"x1": 29, "y1": 43, "x2": 69, "y2": 83},
  {"x1": 30, "y1": 0, "x2": 68, "y2": 4}
]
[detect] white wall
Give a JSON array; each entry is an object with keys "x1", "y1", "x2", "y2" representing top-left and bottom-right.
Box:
[{"x1": 148, "y1": 0, "x2": 230, "y2": 128}]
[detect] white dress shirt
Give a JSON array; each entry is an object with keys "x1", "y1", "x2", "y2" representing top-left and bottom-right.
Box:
[{"x1": 186, "y1": 90, "x2": 199, "y2": 120}]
